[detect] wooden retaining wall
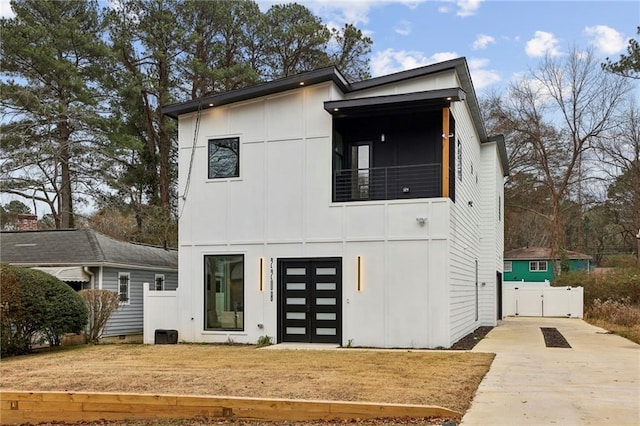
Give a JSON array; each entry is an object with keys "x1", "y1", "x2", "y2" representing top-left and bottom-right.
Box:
[{"x1": 0, "y1": 391, "x2": 462, "y2": 425}]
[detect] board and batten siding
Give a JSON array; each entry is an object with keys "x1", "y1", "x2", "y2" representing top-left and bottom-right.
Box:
[
  {"x1": 101, "y1": 267, "x2": 178, "y2": 336},
  {"x1": 172, "y1": 68, "x2": 502, "y2": 348}
]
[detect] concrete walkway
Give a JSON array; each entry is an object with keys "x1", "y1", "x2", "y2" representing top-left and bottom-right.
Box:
[{"x1": 461, "y1": 317, "x2": 640, "y2": 425}]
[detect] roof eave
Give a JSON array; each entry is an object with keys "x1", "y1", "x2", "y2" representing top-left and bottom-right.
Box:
[{"x1": 163, "y1": 67, "x2": 350, "y2": 119}]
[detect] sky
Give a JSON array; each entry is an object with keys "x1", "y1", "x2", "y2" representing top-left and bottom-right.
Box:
[
  {"x1": 1, "y1": 0, "x2": 638, "y2": 96},
  {"x1": 264, "y1": 0, "x2": 639, "y2": 96}
]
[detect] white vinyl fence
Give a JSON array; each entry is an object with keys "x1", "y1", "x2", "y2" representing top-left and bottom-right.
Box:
[
  {"x1": 503, "y1": 281, "x2": 583, "y2": 318},
  {"x1": 143, "y1": 283, "x2": 180, "y2": 344}
]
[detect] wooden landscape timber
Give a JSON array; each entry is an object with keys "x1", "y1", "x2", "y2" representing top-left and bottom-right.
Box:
[{"x1": 0, "y1": 391, "x2": 462, "y2": 425}]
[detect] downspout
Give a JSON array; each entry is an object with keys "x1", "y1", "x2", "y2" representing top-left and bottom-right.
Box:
[
  {"x1": 83, "y1": 267, "x2": 95, "y2": 290},
  {"x1": 83, "y1": 267, "x2": 95, "y2": 343}
]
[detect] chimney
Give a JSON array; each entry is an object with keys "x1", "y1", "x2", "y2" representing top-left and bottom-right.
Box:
[{"x1": 17, "y1": 214, "x2": 38, "y2": 231}]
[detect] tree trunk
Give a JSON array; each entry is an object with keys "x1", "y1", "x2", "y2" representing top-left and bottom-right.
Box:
[{"x1": 58, "y1": 118, "x2": 74, "y2": 229}]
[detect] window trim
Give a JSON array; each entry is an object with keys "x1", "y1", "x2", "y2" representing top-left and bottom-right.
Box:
[
  {"x1": 154, "y1": 274, "x2": 165, "y2": 291},
  {"x1": 529, "y1": 261, "x2": 548, "y2": 272},
  {"x1": 208, "y1": 137, "x2": 240, "y2": 179},
  {"x1": 504, "y1": 261, "x2": 512, "y2": 272},
  {"x1": 118, "y1": 272, "x2": 130, "y2": 304},
  {"x1": 203, "y1": 254, "x2": 245, "y2": 332}
]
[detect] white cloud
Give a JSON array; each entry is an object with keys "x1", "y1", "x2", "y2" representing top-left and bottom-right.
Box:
[
  {"x1": 394, "y1": 20, "x2": 411, "y2": 36},
  {"x1": 438, "y1": 5, "x2": 451, "y2": 13},
  {"x1": 468, "y1": 58, "x2": 501, "y2": 89},
  {"x1": 302, "y1": 0, "x2": 373, "y2": 26},
  {"x1": 584, "y1": 25, "x2": 626, "y2": 55},
  {"x1": 457, "y1": 0, "x2": 483, "y2": 17},
  {"x1": 371, "y1": 49, "x2": 458, "y2": 76},
  {"x1": 473, "y1": 34, "x2": 495, "y2": 50},
  {"x1": 525, "y1": 31, "x2": 561, "y2": 57},
  {"x1": 398, "y1": 1, "x2": 426, "y2": 10},
  {"x1": 0, "y1": 1, "x2": 15, "y2": 18}
]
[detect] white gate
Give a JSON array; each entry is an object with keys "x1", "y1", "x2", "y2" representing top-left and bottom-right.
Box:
[{"x1": 503, "y1": 282, "x2": 583, "y2": 318}]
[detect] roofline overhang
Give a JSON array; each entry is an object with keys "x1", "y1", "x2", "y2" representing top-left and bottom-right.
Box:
[
  {"x1": 163, "y1": 67, "x2": 350, "y2": 119},
  {"x1": 323, "y1": 88, "x2": 466, "y2": 115},
  {"x1": 163, "y1": 57, "x2": 494, "y2": 153},
  {"x1": 6, "y1": 261, "x2": 178, "y2": 272}
]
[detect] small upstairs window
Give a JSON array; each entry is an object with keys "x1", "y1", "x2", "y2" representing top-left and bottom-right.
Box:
[{"x1": 208, "y1": 137, "x2": 239, "y2": 179}]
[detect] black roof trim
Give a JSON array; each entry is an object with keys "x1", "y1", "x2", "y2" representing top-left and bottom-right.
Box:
[
  {"x1": 163, "y1": 57, "x2": 491, "y2": 149},
  {"x1": 484, "y1": 134, "x2": 509, "y2": 176},
  {"x1": 324, "y1": 88, "x2": 466, "y2": 115},
  {"x1": 163, "y1": 67, "x2": 350, "y2": 119},
  {"x1": 349, "y1": 58, "x2": 462, "y2": 92}
]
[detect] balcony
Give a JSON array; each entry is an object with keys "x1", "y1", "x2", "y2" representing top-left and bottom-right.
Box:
[{"x1": 333, "y1": 163, "x2": 443, "y2": 202}]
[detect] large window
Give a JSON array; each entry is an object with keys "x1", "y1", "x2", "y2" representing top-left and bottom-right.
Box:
[
  {"x1": 208, "y1": 137, "x2": 239, "y2": 179},
  {"x1": 204, "y1": 255, "x2": 244, "y2": 330},
  {"x1": 529, "y1": 261, "x2": 548, "y2": 272},
  {"x1": 504, "y1": 261, "x2": 512, "y2": 272},
  {"x1": 118, "y1": 272, "x2": 130, "y2": 303}
]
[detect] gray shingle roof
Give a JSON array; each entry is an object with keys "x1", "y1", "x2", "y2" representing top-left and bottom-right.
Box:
[
  {"x1": 0, "y1": 229, "x2": 177, "y2": 270},
  {"x1": 504, "y1": 247, "x2": 592, "y2": 261}
]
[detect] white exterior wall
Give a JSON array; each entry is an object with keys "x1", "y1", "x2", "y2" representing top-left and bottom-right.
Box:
[
  {"x1": 478, "y1": 141, "x2": 505, "y2": 325},
  {"x1": 446, "y1": 99, "x2": 484, "y2": 345},
  {"x1": 173, "y1": 70, "x2": 501, "y2": 348}
]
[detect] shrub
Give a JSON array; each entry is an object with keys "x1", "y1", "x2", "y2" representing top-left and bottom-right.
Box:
[
  {"x1": 1, "y1": 264, "x2": 88, "y2": 357},
  {"x1": 79, "y1": 289, "x2": 120, "y2": 343},
  {"x1": 587, "y1": 299, "x2": 640, "y2": 327},
  {"x1": 256, "y1": 335, "x2": 273, "y2": 347},
  {"x1": 554, "y1": 267, "x2": 640, "y2": 307}
]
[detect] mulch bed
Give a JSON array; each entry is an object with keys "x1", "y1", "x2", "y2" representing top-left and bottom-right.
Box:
[
  {"x1": 450, "y1": 326, "x2": 494, "y2": 350},
  {"x1": 540, "y1": 327, "x2": 571, "y2": 348}
]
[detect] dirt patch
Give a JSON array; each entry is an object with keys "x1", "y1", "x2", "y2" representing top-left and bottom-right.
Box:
[
  {"x1": 1, "y1": 344, "x2": 493, "y2": 415},
  {"x1": 450, "y1": 326, "x2": 494, "y2": 350}
]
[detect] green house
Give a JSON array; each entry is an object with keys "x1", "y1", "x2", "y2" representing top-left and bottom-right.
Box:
[{"x1": 504, "y1": 247, "x2": 592, "y2": 282}]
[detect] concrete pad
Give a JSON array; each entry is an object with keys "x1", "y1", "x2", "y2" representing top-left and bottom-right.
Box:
[{"x1": 461, "y1": 317, "x2": 640, "y2": 425}]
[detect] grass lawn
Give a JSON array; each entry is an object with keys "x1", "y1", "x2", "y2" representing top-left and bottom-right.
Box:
[{"x1": 0, "y1": 344, "x2": 493, "y2": 414}]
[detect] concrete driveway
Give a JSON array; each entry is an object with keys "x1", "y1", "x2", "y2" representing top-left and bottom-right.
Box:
[{"x1": 461, "y1": 317, "x2": 640, "y2": 425}]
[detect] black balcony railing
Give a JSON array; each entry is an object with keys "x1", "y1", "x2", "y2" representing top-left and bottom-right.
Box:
[{"x1": 333, "y1": 163, "x2": 442, "y2": 202}]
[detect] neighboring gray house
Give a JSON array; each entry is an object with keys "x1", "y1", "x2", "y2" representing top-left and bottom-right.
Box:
[{"x1": 0, "y1": 228, "x2": 178, "y2": 340}]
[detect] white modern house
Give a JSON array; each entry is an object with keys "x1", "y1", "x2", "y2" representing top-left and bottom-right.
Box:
[{"x1": 153, "y1": 57, "x2": 508, "y2": 348}]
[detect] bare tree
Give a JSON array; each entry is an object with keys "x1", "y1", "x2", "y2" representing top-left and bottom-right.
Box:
[
  {"x1": 595, "y1": 102, "x2": 640, "y2": 259},
  {"x1": 492, "y1": 47, "x2": 629, "y2": 273}
]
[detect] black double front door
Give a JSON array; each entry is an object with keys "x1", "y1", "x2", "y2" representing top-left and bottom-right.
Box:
[{"x1": 278, "y1": 258, "x2": 342, "y2": 344}]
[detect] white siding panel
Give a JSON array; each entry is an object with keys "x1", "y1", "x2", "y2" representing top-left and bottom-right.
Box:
[
  {"x1": 229, "y1": 100, "x2": 265, "y2": 143},
  {"x1": 267, "y1": 140, "x2": 304, "y2": 241},
  {"x1": 384, "y1": 241, "x2": 430, "y2": 347},
  {"x1": 345, "y1": 204, "x2": 385, "y2": 240},
  {"x1": 342, "y1": 242, "x2": 385, "y2": 347},
  {"x1": 228, "y1": 143, "x2": 265, "y2": 242},
  {"x1": 448, "y1": 100, "x2": 483, "y2": 345},
  {"x1": 304, "y1": 83, "x2": 333, "y2": 138},
  {"x1": 267, "y1": 92, "x2": 303, "y2": 141},
  {"x1": 193, "y1": 181, "x2": 228, "y2": 244},
  {"x1": 305, "y1": 138, "x2": 342, "y2": 241}
]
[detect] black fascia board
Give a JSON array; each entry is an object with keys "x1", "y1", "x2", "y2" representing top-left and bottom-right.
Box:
[
  {"x1": 348, "y1": 58, "x2": 463, "y2": 92},
  {"x1": 163, "y1": 67, "x2": 350, "y2": 119},
  {"x1": 323, "y1": 88, "x2": 466, "y2": 115}
]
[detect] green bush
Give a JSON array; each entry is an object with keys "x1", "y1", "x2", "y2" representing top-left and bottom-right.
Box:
[
  {"x1": 554, "y1": 267, "x2": 640, "y2": 307},
  {"x1": 1, "y1": 264, "x2": 88, "y2": 357}
]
